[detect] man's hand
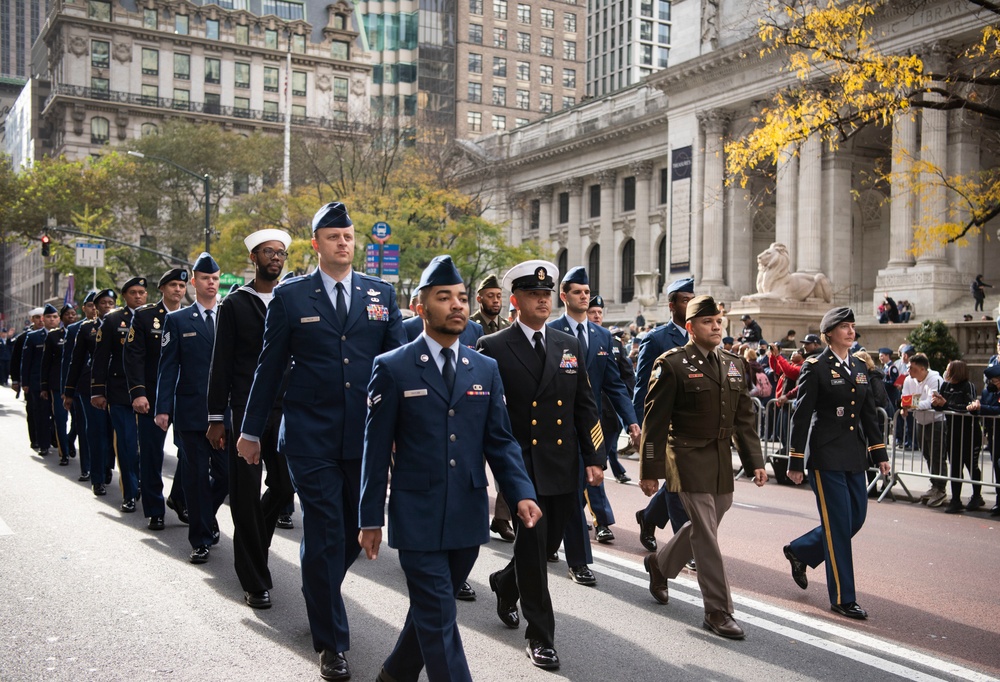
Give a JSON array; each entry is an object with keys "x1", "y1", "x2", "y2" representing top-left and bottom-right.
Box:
[
  {"x1": 628, "y1": 423, "x2": 641, "y2": 448},
  {"x1": 39, "y1": 390, "x2": 49, "y2": 400},
  {"x1": 360, "y1": 528, "x2": 382, "y2": 560},
  {"x1": 62, "y1": 396, "x2": 73, "y2": 412},
  {"x1": 930, "y1": 392, "x2": 946, "y2": 408},
  {"x1": 516, "y1": 499, "x2": 542, "y2": 529},
  {"x1": 753, "y1": 468, "x2": 768, "y2": 487},
  {"x1": 639, "y1": 478, "x2": 659, "y2": 496},
  {"x1": 90, "y1": 395, "x2": 107, "y2": 410},
  {"x1": 878, "y1": 461, "x2": 891, "y2": 476},
  {"x1": 132, "y1": 396, "x2": 150, "y2": 414},
  {"x1": 236, "y1": 436, "x2": 260, "y2": 465},
  {"x1": 775, "y1": 395, "x2": 788, "y2": 407},
  {"x1": 968, "y1": 400, "x2": 981, "y2": 412},
  {"x1": 154, "y1": 413, "x2": 170, "y2": 432},
  {"x1": 206, "y1": 423, "x2": 226, "y2": 450},
  {"x1": 585, "y1": 465, "x2": 604, "y2": 486},
  {"x1": 788, "y1": 471, "x2": 804, "y2": 485}
]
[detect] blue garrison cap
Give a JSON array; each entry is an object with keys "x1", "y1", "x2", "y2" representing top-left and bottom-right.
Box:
[
  {"x1": 820, "y1": 307, "x2": 855, "y2": 334},
  {"x1": 588, "y1": 294, "x2": 605, "y2": 309},
  {"x1": 722, "y1": 336, "x2": 734, "y2": 344},
  {"x1": 83, "y1": 290, "x2": 97, "y2": 305},
  {"x1": 192, "y1": 252, "x2": 220, "y2": 274},
  {"x1": 311, "y1": 202, "x2": 353, "y2": 232},
  {"x1": 902, "y1": 344, "x2": 915, "y2": 355},
  {"x1": 158, "y1": 268, "x2": 188, "y2": 288},
  {"x1": 666, "y1": 277, "x2": 695, "y2": 296},
  {"x1": 120, "y1": 276, "x2": 148, "y2": 293},
  {"x1": 562, "y1": 266, "x2": 589, "y2": 286},
  {"x1": 416, "y1": 255, "x2": 464, "y2": 291},
  {"x1": 985, "y1": 364, "x2": 1000, "y2": 380},
  {"x1": 42, "y1": 303, "x2": 58, "y2": 315},
  {"x1": 878, "y1": 347, "x2": 893, "y2": 355},
  {"x1": 94, "y1": 289, "x2": 117, "y2": 304}
]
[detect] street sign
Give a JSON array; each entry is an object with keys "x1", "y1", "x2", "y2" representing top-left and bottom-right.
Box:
[
  {"x1": 372, "y1": 221, "x2": 391, "y2": 243},
  {"x1": 365, "y1": 244, "x2": 380, "y2": 275},
  {"x1": 219, "y1": 273, "x2": 245, "y2": 287},
  {"x1": 75, "y1": 241, "x2": 105, "y2": 268},
  {"x1": 365, "y1": 243, "x2": 400, "y2": 282}
]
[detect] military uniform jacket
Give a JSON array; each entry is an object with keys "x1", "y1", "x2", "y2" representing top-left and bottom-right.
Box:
[
  {"x1": 155, "y1": 303, "x2": 217, "y2": 432},
  {"x1": 242, "y1": 270, "x2": 406, "y2": 458},
  {"x1": 65, "y1": 319, "x2": 100, "y2": 400},
  {"x1": 404, "y1": 315, "x2": 484, "y2": 348},
  {"x1": 207, "y1": 283, "x2": 274, "y2": 419},
  {"x1": 476, "y1": 325, "x2": 603, "y2": 496},
  {"x1": 40, "y1": 327, "x2": 67, "y2": 394},
  {"x1": 61, "y1": 320, "x2": 85, "y2": 394},
  {"x1": 123, "y1": 301, "x2": 169, "y2": 404},
  {"x1": 789, "y1": 348, "x2": 887, "y2": 473},
  {"x1": 9, "y1": 330, "x2": 29, "y2": 384},
  {"x1": 91, "y1": 307, "x2": 134, "y2": 405},
  {"x1": 470, "y1": 309, "x2": 510, "y2": 335},
  {"x1": 360, "y1": 337, "x2": 537, "y2": 551},
  {"x1": 20, "y1": 328, "x2": 48, "y2": 392},
  {"x1": 638, "y1": 342, "x2": 764, "y2": 494},
  {"x1": 633, "y1": 320, "x2": 688, "y2": 420}
]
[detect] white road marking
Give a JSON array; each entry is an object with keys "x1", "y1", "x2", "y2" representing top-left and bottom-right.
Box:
[{"x1": 0, "y1": 515, "x2": 12, "y2": 536}]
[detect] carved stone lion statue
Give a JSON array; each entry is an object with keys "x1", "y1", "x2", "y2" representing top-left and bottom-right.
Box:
[{"x1": 751, "y1": 242, "x2": 832, "y2": 302}]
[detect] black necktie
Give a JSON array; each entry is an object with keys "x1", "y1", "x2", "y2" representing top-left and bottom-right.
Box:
[
  {"x1": 576, "y1": 322, "x2": 587, "y2": 352},
  {"x1": 204, "y1": 309, "x2": 215, "y2": 344},
  {"x1": 335, "y1": 282, "x2": 347, "y2": 328},
  {"x1": 533, "y1": 331, "x2": 546, "y2": 365},
  {"x1": 441, "y1": 347, "x2": 455, "y2": 395},
  {"x1": 708, "y1": 350, "x2": 719, "y2": 376}
]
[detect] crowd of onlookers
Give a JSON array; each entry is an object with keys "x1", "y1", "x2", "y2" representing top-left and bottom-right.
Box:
[{"x1": 876, "y1": 293, "x2": 913, "y2": 324}]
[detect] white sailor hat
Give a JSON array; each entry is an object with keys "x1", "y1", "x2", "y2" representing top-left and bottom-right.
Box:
[{"x1": 244, "y1": 228, "x2": 292, "y2": 253}]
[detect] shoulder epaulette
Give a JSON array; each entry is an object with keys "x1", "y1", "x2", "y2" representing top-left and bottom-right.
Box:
[
  {"x1": 805, "y1": 356, "x2": 820, "y2": 364},
  {"x1": 136, "y1": 302, "x2": 157, "y2": 312},
  {"x1": 663, "y1": 346, "x2": 684, "y2": 356}
]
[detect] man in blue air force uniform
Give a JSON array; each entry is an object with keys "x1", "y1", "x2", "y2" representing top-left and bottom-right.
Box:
[
  {"x1": 360, "y1": 255, "x2": 539, "y2": 682},
  {"x1": 237, "y1": 202, "x2": 406, "y2": 682}
]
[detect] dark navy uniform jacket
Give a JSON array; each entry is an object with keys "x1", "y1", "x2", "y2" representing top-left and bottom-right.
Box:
[
  {"x1": 789, "y1": 348, "x2": 887, "y2": 473},
  {"x1": 155, "y1": 303, "x2": 217, "y2": 431},
  {"x1": 61, "y1": 320, "x2": 85, "y2": 393},
  {"x1": 242, "y1": 270, "x2": 406, "y2": 457},
  {"x1": 633, "y1": 320, "x2": 687, "y2": 420},
  {"x1": 360, "y1": 337, "x2": 536, "y2": 550},
  {"x1": 91, "y1": 308, "x2": 134, "y2": 406},
  {"x1": 404, "y1": 315, "x2": 484, "y2": 348},
  {"x1": 65, "y1": 319, "x2": 100, "y2": 400},
  {"x1": 123, "y1": 301, "x2": 168, "y2": 405},
  {"x1": 40, "y1": 328, "x2": 66, "y2": 394},
  {"x1": 20, "y1": 328, "x2": 48, "y2": 392}
]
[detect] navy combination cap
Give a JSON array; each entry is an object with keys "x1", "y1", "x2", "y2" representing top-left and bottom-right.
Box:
[
  {"x1": 158, "y1": 268, "x2": 189, "y2": 288},
  {"x1": 416, "y1": 255, "x2": 464, "y2": 291},
  {"x1": 820, "y1": 307, "x2": 855, "y2": 334},
  {"x1": 311, "y1": 202, "x2": 353, "y2": 232},
  {"x1": 477, "y1": 274, "x2": 501, "y2": 292},
  {"x1": 503, "y1": 260, "x2": 558, "y2": 292},
  {"x1": 192, "y1": 252, "x2": 220, "y2": 274},
  {"x1": 94, "y1": 289, "x2": 117, "y2": 303},
  {"x1": 83, "y1": 290, "x2": 98, "y2": 305},
  {"x1": 562, "y1": 266, "x2": 589, "y2": 286},
  {"x1": 666, "y1": 277, "x2": 695, "y2": 295},
  {"x1": 588, "y1": 294, "x2": 605, "y2": 309},
  {"x1": 803, "y1": 333, "x2": 822, "y2": 344},
  {"x1": 120, "y1": 276, "x2": 148, "y2": 293},
  {"x1": 42, "y1": 303, "x2": 59, "y2": 315}
]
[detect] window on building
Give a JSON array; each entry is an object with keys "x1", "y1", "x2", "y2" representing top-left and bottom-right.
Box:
[
  {"x1": 292, "y1": 104, "x2": 307, "y2": 120},
  {"x1": 292, "y1": 34, "x2": 306, "y2": 53},
  {"x1": 205, "y1": 58, "x2": 221, "y2": 84},
  {"x1": 264, "y1": 66, "x2": 279, "y2": 92},
  {"x1": 657, "y1": 47, "x2": 669, "y2": 68},
  {"x1": 529, "y1": 199, "x2": 540, "y2": 230},
  {"x1": 516, "y1": 117, "x2": 529, "y2": 127},
  {"x1": 539, "y1": 92, "x2": 552, "y2": 113},
  {"x1": 141, "y1": 48, "x2": 158, "y2": 75},
  {"x1": 563, "y1": 68, "x2": 576, "y2": 88},
  {"x1": 659, "y1": 0, "x2": 671, "y2": 20},
  {"x1": 175, "y1": 14, "x2": 189, "y2": 35},
  {"x1": 659, "y1": 167, "x2": 668, "y2": 204},
  {"x1": 623, "y1": 176, "x2": 636, "y2": 211},
  {"x1": 589, "y1": 184, "x2": 601, "y2": 217},
  {"x1": 234, "y1": 62, "x2": 250, "y2": 88},
  {"x1": 469, "y1": 24, "x2": 483, "y2": 44},
  {"x1": 468, "y1": 111, "x2": 482, "y2": 132},
  {"x1": 88, "y1": 1, "x2": 111, "y2": 21},
  {"x1": 539, "y1": 64, "x2": 553, "y2": 85},
  {"x1": 292, "y1": 71, "x2": 307, "y2": 96},
  {"x1": 204, "y1": 92, "x2": 221, "y2": 114},
  {"x1": 558, "y1": 192, "x2": 569, "y2": 223},
  {"x1": 469, "y1": 0, "x2": 483, "y2": 14},
  {"x1": 493, "y1": 0, "x2": 507, "y2": 20},
  {"x1": 91, "y1": 77, "x2": 110, "y2": 97},
  {"x1": 143, "y1": 8, "x2": 157, "y2": 29},
  {"x1": 516, "y1": 61, "x2": 530, "y2": 80},
  {"x1": 517, "y1": 3, "x2": 530, "y2": 23},
  {"x1": 233, "y1": 174, "x2": 250, "y2": 195},
  {"x1": 493, "y1": 56, "x2": 507, "y2": 76},
  {"x1": 621, "y1": 238, "x2": 635, "y2": 303},
  {"x1": 398, "y1": 63, "x2": 417, "y2": 83},
  {"x1": 173, "y1": 53, "x2": 190, "y2": 79},
  {"x1": 588, "y1": 245, "x2": 601, "y2": 294},
  {"x1": 562, "y1": 95, "x2": 575, "y2": 109},
  {"x1": 469, "y1": 53, "x2": 482, "y2": 73},
  {"x1": 540, "y1": 36, "x2": 553, "y2": 57},
  {"x1": 141, "y1": 84, "x2": 158, "y2": 106},
  {"x1": 263, "y1": 100, "x2": 279, "y2": 121},
  {"x1": 206, "y1": 19, "x2": 220, "y2": 40},
  {"x1": 640, "y1": 0, "x2": 653, "y2": 16},
  {"x1": 173, "y1": 88, "x2": 190, "y2": 110},
  {"x1": 91, "y1": 40, "x2": 110, "y2": 68},
  {"x1": 564, "y1": 40, "x2": 576, "y2": 60},
  {"x1": 265, "y1": 29, "x2": 278, "y2": 49},
  {"x1": 91, "y1": 116, "x2": 110, "y2": 144},
  {"x1": 492, "y1": 85, "x2": 505, "y2": 106},
  {"x1": 331, "y1": 40, "x2": 349, "y2": 60},
  {"x1": 468, "y1": 82, "x2": 482, "y2": 103},
  {"x1": 492, "y1": 114, "x2": 506, "y2": 130},
  {"x1": 516, "y1": 32, "x2": 530, "y2": 52},
  {"x1": 564, "y1": 13, "x2": 577, "y2": 31},
  {"x1": 641, "y1": 44, "x2": 653, "y2": 65},
  {"x1": 235, "y1": 24, "x2": 249, "y2": 45},
  {"x1": 493, "y1": 28, "x2": 507, "y2": 48},
  {"x1": 334, "y1": 77, "x2": 349, "y2": 102},
  {"x1": 234, "y1": 96, "x2": 250, "y2": 117},
  {"x1": 403, "y1": 93, "x2": 418, "y2": 115},
  {"x1": 540, "y1": 8, "x2": 554, "y2": 28},
  {"x1": 263, "y1": 0, "x2": 305, "y2": 20},
  {"x1": 141, "y1": 122, "x2": 158, "y2": 136},
  {"x1": 516, "y1": 89, "x2": 530, "y2": 109},
  {"x1": 640, "y1": 20, "x2": 653, "y2": 40}
]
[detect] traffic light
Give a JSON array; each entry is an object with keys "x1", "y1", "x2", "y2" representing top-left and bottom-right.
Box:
[{"x1": 40, "y1": 234, "x2": 52, "y2": 258}]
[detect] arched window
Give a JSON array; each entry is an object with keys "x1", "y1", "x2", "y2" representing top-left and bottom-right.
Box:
[
  {"x1": 91, "y1": 117, "x2": 110, "y2": 144},
  {"x1": 140, "y1": 122, "x2": 158, "y2": 136},
  {"x1": 620, "y1": 238, "x2": 635, "y2": 303},
  {"x1": 587, "y1": 245, "x2": 600, "y2": 296},
  {"x1": 556, "y1": 248, "x2": 568, "y2": 308}
]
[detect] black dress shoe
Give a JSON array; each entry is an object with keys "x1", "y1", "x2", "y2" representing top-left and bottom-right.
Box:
[
  {"x1": 59, "y1": 456, "x2": 69, "y2": 466},
  {"x1": 595, "y1": 525, "x2": 615, "y2": 543},
  {"x1": 547, "y1": 552, "x2": 559, "y2": 563},
  {"x1": 376, "y1": 666, "x2": 397, "y2": 682},
  {"x1": 490, "y1": 517, "x2": 516, "y2": 542},
  {"x1": 276, "y1": 514, "x2": 294, "y2": 529},
  {"x1": 190, "y1": 546, "x2": 210, "y2": 564},
  {"x1": 615, "y1": 473, "x2": 631, "y2": 483},
  {"x1": 319, "y1": 650, "x2": 350, "y2": 681},
  {"x1": 636, "y1": 509, "x2": 657, "y2": 552},
  {"x1": 120, "y1": 499, "x2": 136, "y2": 513},
  {"x1": 244, "y1": 590, "x2": 272, "y2": 609},
  {"x1": 211, "y1": 521, "x2": 221, "y2": 545},
  {"x1": 526, "y1": 640, "x2": 559, "y2": 669},
  {"x1": 68, "y1": 448, "x2": 76, "y2": 458},
  {"x1": 488, "y1": 571, "x2": 519, "y2": 628},
  {"x1": 148, "y1": 516, "x2": 165, "y2": 531},
  {"x1": 783, "y1": 545, "x2": 808, "y2": 590},
  {"x1": 93, "y1": 483, "x2": 107, "y2": 496},
  {"x1": 456, "y1": 581, "x2": 476, "y2": 601},
  {"x1": 568, "y1": 565, "x2": 597, "y2": 586},
  {"x1": 991, "y1": 505, "x2": 1000, "y2": 517},
  {"x1": 78, "y1": 471, "x2": 91, "y2": 482},
  {"x1": 166, "y1": 496, "x2": 189, "y2": 525},
  {"x1": 643, "y1": 554, "x2": 669, "y2": 604},
  {"x1": 831, "y1": 601, "x2": 868, "y2": 620}
]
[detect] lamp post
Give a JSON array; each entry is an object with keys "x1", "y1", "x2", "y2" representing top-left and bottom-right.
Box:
[{"x1": 127, "y1": 150, "x2": 212, "y2": 253}]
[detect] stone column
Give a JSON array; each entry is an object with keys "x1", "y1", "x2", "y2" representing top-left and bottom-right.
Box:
[
  {"x1": 534, "y1": 185, "x2": 553, "y2": 245},
  {"x1": 562, "y1": 177, "x2": 584, "y2": 267},
  {"x1": 596, "y1": 168, "x2": 618, "y2": 296},
  {"x1": 887, "y1": 112, "x2": 917, "y2": 268},
  {"x1": 631, "y1": 160, "x2": 654, "y2": 273},
  {"x1": 507, "y1": 193, "x2": 524, "y2": 246},
  {"x1": 948, "y1": 110, "x2": 980, "y2": 277},
  {"x1": 727, "y1": 184, "x2": 753, "y2": 298},
  {"x1": 691, "y1": 120, "x2": 705, "y2": 284},
  {"x1": 823, "y1": 150, "x2": 853, "y2": 302},
  {"x1": 775, "y1": 148, "x2": 799, "y2": 264},
  {"x1": 697, "y1": 110, "x2": 729, "y2": 286},
  {"x1": 797, "y1": 134, "x2": 822, "y2": 273},
  {"x1": 917, "y1": 47, "x2": 949, "y2": 265}
]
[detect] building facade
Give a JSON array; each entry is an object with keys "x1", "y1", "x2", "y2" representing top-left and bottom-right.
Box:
[{"x1": 586, "y1": 0, "x2": 672, "y2": 98}]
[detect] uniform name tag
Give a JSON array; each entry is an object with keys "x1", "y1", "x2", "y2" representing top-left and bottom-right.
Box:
[
  {"x1": 404, "y1": 389, "x2": 428, "y2": 398},
  {"x1": 831, "y1": 378, "x2": 845, "y2": 385},
  {"x1": 688, "y1": 373, "x2": 704, "y2": 378},
  {"x1": 301, "y1": 316, "x2": 320, "y2": 323},
  {"x1": 182, "y1": 332, "x2": 197, "y2": 338}
]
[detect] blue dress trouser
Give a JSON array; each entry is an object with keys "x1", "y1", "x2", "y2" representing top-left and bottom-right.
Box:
[
  {"x1": 179, "y1": 430, "x2": 228, "y2": 548},
  {"x1": 108, "y1": 404, "x2": 140, "y2": 501}
]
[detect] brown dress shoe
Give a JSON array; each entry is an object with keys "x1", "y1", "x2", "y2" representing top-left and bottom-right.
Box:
[
  {"x1": 643, "y1": 555, "x2": 669, "y2": 604},
  {"x1": 703, "y1": 611, "x2": 745, "y2": 640},
  {"x1": 490, "y1": 517, "x2": 516, "y2": 542}
]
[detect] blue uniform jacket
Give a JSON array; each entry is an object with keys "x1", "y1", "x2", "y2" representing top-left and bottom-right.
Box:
[
  {"x1": 155, "y1": 303, "x2": 217, "y2": 431},
  {"x1": 549, "y1": 314, "x2": 636, "y2": 425},
  {"x1": 403, "y1": 315, "x2": 484, "y2": 348},
  {"x1": 632, "y1": 320, "x2": 687, "y2": 420},
  {"x1": 360, "y1": 337, "x2": 536, "y2": 551},
  {"x1": 242, "y1": 270, "x2": 406, "y2": 457},
  {"x1": 20, "y1": 328, "x2": 48, "y2": 393},
  {"x1": 61, "y1": 320, "x2": 85, "y2": 393}
]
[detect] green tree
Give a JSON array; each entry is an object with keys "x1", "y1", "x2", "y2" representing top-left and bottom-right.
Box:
[{"x1": 907, "y1": 320, "x2": 962, "y2": 374}]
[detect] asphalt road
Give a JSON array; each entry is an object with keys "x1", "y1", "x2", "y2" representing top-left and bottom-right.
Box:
[{"x1": 0, "y1": 387, "x2": 997, "y2": 682}]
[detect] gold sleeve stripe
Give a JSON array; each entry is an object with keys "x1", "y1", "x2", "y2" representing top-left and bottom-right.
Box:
[
  {"x1": 790, "y1": 451, "x2": 805, "y2": 458},
  {"x1": 867, "y1": 444, "x2": 886, "y2": 451},
  {"x1": 590, "y1": 423, "x2": 605, "y2": 449}
]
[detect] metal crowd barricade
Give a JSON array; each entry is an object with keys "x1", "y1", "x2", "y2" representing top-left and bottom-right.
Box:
[{"x1": 881, "y1": 408, "x2": 1000, "y2": 503}]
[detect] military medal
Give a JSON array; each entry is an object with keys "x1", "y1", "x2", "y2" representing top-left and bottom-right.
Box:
[
  {"x1": 152, "y1": 318, "x2": 160, "y2": 329},
  {"x1": 836, "y1": 407, "x2": 845, "y2": 417},
  {"x1": 856, "y1": 373, "x2": 868, "y2": 384}
]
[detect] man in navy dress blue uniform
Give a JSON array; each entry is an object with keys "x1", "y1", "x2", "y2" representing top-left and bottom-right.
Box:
[
  {"x1": 237, "y1": 202, "x2": 406, "y2": 682},
  {"x1": 548, "y1": 267, "x2": 639, "y2": 586},
  {"x1": 62, "y1": 291, "x2": 97, "y2": 480},
  {"x1": 155, "y1": 254, "x2": 228, "y2": 564},
  {"x1": 360, "y1": 255, "x2": 540, "y2": 682},
  {"x1": 632, "y1": 277, "x2": 696, "y2": 552},
  {"x1": 40, "y1": 304, "x2": 78, "y2": 465},
  {"x1": 21, "y1": 304, "x2": 61, "y2": 456}
]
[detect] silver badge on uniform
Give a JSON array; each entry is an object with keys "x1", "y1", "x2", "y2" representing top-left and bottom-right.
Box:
[
  {"x1": 367, "y1": 288, "x2": 379, "y2": 296},
  {"x1": 462, "y1": 357, "x2": 469, "y2": 365},
  {"x1": 836, "y1": 407, "x2": 845, "y2": 417},
  {"x1": 420, "y1": 354, "x2": 429, "y2": 362}
]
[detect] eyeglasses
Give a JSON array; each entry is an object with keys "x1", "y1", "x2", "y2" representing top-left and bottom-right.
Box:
[{"x1": 257, "y1": 247, "x2": 288, "y2": 260}]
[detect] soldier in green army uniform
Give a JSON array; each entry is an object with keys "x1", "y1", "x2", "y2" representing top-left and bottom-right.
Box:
[{"x1": 639, "y1": 295, "x2": 767, "y2": 640}]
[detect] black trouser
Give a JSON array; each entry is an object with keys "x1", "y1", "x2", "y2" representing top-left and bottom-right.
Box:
[
  {"x1": 229, "y1": 408, "x2": 294, "y2": 592},
  {"x1": 25, "y1": 386, "x2": 38, "y2": 447},
  {"x1": 29, "y1": 390, "x2": 52, "y2": 451}
]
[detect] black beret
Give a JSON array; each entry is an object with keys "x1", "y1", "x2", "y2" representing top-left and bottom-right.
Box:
[
  {"x1": 94, "y1": 289, "x2": 117, "y2": 303},
  {"x1": 588, "y1": 294, "x2": 605, "y2": 309},
  {"x1": 416, "y1": 255, "x2": 464, "y2": 291},
  {"x1": 192, "y1": 252, "x2": 220, "y2": 274},
  {"x1": 562, "y1": 266, "x2": 588, "y2": 286},
  {"x1": 43, "y1": 303, "x2": 59, "y2": 315},
  {"x1": 120, "y1": 276, "x2": 147, "y2": 293},
  {"x1": 83, "y1": 290, "x2": 98, "y2": 304},
  {"x1": 685, "y1": 294, "x2": 720, "y2": 321},
  {"x1": 477, "y1": 274, "x2": 501, "y2": 292},
  {"x1": 158, "y1": 268, "x2": 189, "y2": 288},
  {"x1": 311, "y1": 202, "x2": 353, "y2": 232},
  {"x1": 820, "y1": 307, "x2": 855, "y2": 334},
  {"x1": 59, "y1": 305, "x2": 75, "y2": 317}
]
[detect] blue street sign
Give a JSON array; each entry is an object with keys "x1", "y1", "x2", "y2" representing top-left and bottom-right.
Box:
[{"x1": 372, "y1": 222, "x2": 391, "y2": 240}]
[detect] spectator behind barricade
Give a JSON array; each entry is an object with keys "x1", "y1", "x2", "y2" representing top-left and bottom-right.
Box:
[
  {"x1": 967, "y1": 364, "x2": 1000, "y2": 516},
  {"x1": 932, "y1": 360, "x2": 985, "y2": 514},
  {"x1": 878, "y1": 348, "x2": 901, "y2": 408},
  {"x1": 768, "y1": 344, "x2": 803, "y2": 405},
  {"x1": 855, "y1": 349, "x2": 892, "y2": 495},
  {"x1": 718, "y1": 302, "x2": 730, "y2": 336},
  {"x1": 801, "y1": 334, "x2": 824, "y2": 358},
  {"x1": 901, "y1": 353, "x2": 949, "y2": 507},
  {"x1": 743, "y1": 349, "x2": 772, "y2": 400}
]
